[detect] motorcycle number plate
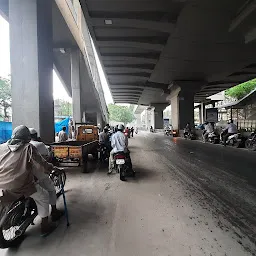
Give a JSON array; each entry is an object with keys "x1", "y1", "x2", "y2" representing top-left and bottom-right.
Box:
[{"x1": 116, "y1": 159, "x2": 125, "y2": 165}]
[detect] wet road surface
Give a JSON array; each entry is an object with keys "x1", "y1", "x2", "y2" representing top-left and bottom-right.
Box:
[{"x1": 1, "y1": 131, "x2": 256, "y2": 256}]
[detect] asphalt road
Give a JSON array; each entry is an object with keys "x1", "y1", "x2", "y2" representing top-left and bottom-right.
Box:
[{"x1": 1, "y1": 131, "x2": 255, "y2": 256}]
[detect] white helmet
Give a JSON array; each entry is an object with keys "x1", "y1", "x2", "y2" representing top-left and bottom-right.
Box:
[
  {"x1": 29, "y1": 128, "x2": 37, "y2": 135},
  {"x1": 118, "y1": 124, "x2": 124, "y2": 131}
]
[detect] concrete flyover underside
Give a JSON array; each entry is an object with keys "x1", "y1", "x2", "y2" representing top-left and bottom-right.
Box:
[{"x1": 80, "y1": 0, "x2": 256, "y2": 105}]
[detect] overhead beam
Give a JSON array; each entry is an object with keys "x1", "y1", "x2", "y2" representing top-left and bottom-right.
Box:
[
  {"x1": 111, "y1": 88, "x2": 144, "y2": 92},
  {"x1": 104, "y1": 63, "x2": 155, "y2": 70},
  {"x1": 106, "y1": 72, "x2": 150, "y2": 77},
  {"x1": 91, "y1": 18, "x2": 174, "y2": 33},
  {"x1": 97, "y1": 36, "x2": 168, "y2": 44},
  {"x1": 229, "y1": 0, "x2": 256, "y2": 32},
  {"x1": 98, "y1": 41, "x2": 164, "y2": 51},
  {"x1": 101, "y1": 56, "x2": 158, "y2": 64},
  {"x1": 101, "y1": 52, "x2": 159, "y2": 59}
]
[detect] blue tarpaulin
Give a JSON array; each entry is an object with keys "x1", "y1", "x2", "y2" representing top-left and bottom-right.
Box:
[
  {"x1": 0, "y1": 118, "x2": 69, "y2": 144},
  {"x1": 0, "y1": 121, "x2": 12, "y2": 144},
  {"x1": 55, "y1": 117, "x2": 70, "y2": 134}
]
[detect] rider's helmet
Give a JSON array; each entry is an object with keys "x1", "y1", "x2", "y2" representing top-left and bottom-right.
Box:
[
  {"x1": 29, "y1": 128, "x2": 38, "y2": 140},
  {"x1": 117, "y1": 124, "x2": 124, "y2": 131},
  {"x1": 11, "y1": 125, "x2": 31, "y2": 143}
]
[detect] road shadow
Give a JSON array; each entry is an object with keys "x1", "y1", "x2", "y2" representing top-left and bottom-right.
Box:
[{"x1": 131, "y1": 167, "x2": 157, "y2": 182}]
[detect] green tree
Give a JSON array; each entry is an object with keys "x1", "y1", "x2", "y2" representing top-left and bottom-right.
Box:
[
  {"x1": 54, "y1": 99, "x2": 72, "y2": 116},
  {"x1": 0, "y1": 77, "x2": 12, "y2": 119},
  {"x1": 225, "y1": 78, "x2": 256, "y2": 100},
  {"x1": 108, "y1": 104, "x2": 135, "y2": 125}
]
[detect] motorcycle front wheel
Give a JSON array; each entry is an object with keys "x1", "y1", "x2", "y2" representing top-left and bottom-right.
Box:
[{"x1": 0, "y1": 201, "x2": 30, "y2": 248}]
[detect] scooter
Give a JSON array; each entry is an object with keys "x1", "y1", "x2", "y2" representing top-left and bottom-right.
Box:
[
  {"x1": 164, "y1": 130, "x2": 171, "y2": 136},
  {"x1": 114, "y1": 152, "x2": 135, "y2": 181},
  {"x1": 203, "y1": 131, "x2": 219, "y2": 144},
  {"x1": 114, "y1": 152, "x2": 128, "y2": 181},
  {"x1": 220, "y1": 132, "x2": 244, "y2": 148},
  {"x1": 184, "y1": 130, "x2": 196, "y2": 140},
  {"x1": 0, "y1": 169, "x2": 66, "y2": 248}
]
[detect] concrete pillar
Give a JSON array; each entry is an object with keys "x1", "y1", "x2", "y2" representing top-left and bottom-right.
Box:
[
  {"x1": 199, "y1": 103, "x2": 205, "y2": 124},
  {"x1": 71, "y1": 49, "x2": 82, "y2": 124},
  {"x1": 97, "y1": 112, "x2": 103, "y2": 130},
  {"x1": 9, "y1": 0, "x2": 54, "y2": 143},
  {"x1": 151, "y1": 104, "x2": 167, "y2": 129},
  {"x1": 169, "y1": 87, "x2": 194, "y2": 131}
]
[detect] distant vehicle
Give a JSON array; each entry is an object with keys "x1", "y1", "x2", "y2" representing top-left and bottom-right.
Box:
[{"x1": 50, "y1": 124, "x2": 99, "y2": 172}]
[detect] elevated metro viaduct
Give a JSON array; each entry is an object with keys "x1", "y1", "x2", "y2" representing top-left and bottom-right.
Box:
[
  {"x1": 79, "y1": 0, "x2": 256, "y2": 129},
  {"x1": 0, "y1": 0, "x2": 109, "y2": 143}
]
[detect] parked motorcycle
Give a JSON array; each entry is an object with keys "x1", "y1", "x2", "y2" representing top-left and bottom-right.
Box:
[
  {"x1": 245, "y1": 132, "x2": 256, "y2": 151},
  {"x1": 184, "y1": 131, "x2": 196, "y2": 140},
  {"x1": 0, "y1": 169, "x2": 66, "y2": 248}
]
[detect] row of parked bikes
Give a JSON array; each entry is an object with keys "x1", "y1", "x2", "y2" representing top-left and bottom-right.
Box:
[{"x1": 185, "y1": 130, "x2": 256, "y2": 150}]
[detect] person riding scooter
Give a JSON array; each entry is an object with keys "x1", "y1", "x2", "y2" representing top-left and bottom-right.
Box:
[
  {"x1": 108, "y1": 124, "x2": 134, "y2": 180},
  {"x1": 0, "y1": 125, "x2": 63, "y2": 236},
  {"x1": 99, "y1": 126, "x2": 111, "y2": 160},
  {"x1": 202, "y1": 121, "x2": 214, "y2": 142},
  {"x1": 222, "y1": 119, "x2": 238, "y2": 146}
]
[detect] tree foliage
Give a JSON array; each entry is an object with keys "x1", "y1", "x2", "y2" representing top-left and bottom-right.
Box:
[
  {"x1": 54, "y1": 99, "x2": 72, "y2": 116},
  {"x1": 225, "y1": 78, "x2": 256, "y2": 100},
  {"x1": 0, "y1": 77, "x2": 12, "y2": 119},
  {"x1": 108, "y1": 104, "x2": 135, "y2": 125}
]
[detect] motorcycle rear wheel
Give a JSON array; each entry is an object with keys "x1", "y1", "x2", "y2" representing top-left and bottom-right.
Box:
[{"x1": 119, "y1": 165, "x2": 126, "y2": 181}]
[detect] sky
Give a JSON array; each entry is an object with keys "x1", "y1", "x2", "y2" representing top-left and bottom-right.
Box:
[{"x1": 0, "y1": 15, "x2": 113, "y2": 104}]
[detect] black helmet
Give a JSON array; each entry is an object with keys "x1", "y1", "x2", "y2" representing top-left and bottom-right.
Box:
[{"x1": 11, "y1": 125, "x2": 31, "y2": 142}]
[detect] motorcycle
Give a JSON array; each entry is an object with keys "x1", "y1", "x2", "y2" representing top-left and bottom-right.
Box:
[
  {"x1": 184, "y1": 130, "x2": 196, "y2": 140},
  {"x1": 114, "y1": 152, "x2": 134, "y2": 181},
  {"x1": 164, "y1": 129, "x2": 171, "y2": 136},
  {"x1": 0, "y1": 169, "x2": 66, "y2": 248},
  {"x1": 98, "y1": 143, "x2": 109, "y2": 162},
  {"x1": 203, "y1": 131, "x2": 219, "y2": 144},
  {"x1": 245, "y1": 132, "x2": 256, "y2": 151},
  {"x1": 220, "y1": 132, "x2": 244, "y2": 148}
]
